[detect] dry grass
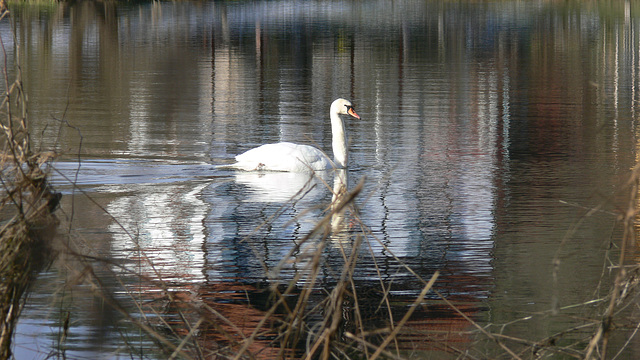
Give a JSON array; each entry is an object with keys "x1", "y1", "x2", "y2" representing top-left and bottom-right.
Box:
[
  {"x1": 0, "y1": 5, "x2": 60, "y2": 359},
  {"x1": 43, "y1": 163, "x2": 640, "y2": 360}
]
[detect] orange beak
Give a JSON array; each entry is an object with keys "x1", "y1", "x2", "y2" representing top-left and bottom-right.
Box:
[{"x1": 347, "y1": 107, "x2": 360, "y2": 119}]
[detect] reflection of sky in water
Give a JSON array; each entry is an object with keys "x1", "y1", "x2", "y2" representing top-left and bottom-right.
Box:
[
  {"x1": 52, "y1": 160, "x2": 212, "y2": 284},
  {"x1": 107, "y1": 181, "x2": 209, "y2": 283},
  {"x1": 50, "y1": 160, "x2": 213, "y2": 189},
  {"x1": 201, "y1": 152, "x2": 497, "y2": 299}
]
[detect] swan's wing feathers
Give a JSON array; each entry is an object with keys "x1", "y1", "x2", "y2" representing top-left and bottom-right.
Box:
[{"x1": 234, "y1": 142, "x2": 331, "y2": 172}]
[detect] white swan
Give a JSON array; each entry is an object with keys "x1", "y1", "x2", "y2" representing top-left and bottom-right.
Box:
[{"x1": 231, "y1": 98, "x2": 360, "y2": 172}]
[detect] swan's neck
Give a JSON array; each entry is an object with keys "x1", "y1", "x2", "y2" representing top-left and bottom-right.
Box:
[{"x1": 330, "y1": 111, "x2": 348, "y2": 168}]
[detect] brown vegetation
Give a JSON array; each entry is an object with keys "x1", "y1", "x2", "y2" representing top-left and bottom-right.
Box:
[
  {"x1": 46, "y1": 162, "x2": 640, "y2": 359},
  {"x1": 0, "y1": 7, "x2": 60, "y2": 359}
]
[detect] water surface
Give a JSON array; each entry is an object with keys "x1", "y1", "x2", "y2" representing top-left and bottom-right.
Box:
[{"x1": 2, "y1": 0, "x2": 640, "y2": 358}]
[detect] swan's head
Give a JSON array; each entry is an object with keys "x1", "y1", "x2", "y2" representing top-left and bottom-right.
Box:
[{"x1": 332, "y1": 98, "x2": 360, "y2": 119}]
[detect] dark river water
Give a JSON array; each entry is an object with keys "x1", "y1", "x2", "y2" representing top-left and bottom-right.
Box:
[{"x1": 3, "y1": 0, "x2": 640, "y2": 358}]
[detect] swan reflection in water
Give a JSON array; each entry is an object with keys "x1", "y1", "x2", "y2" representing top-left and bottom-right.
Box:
[
  {"x1": 233, "y1": 170, "x2": 329, "y2": 203},
  {"x1": 234, "y1": 167, "x2": 356, "y2": 238},
  {"x1": 229, "y1": 166, "x2": 360, "y2": 280},
  {"x1": 329, "y1": 169, "x2": 351, "y2": 236}
]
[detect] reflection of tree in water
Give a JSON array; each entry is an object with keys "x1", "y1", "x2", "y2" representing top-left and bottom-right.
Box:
[{"x1": 183, "y1": 167, "x2": 481, "y2": 357}]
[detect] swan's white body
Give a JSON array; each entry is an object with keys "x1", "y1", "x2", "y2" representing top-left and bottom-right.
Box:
[
  {"x1": 232, "y1": 98, "x2": 360, "y2": 172},
  {"x1": 234, "y1": 142, "x2": 333, "y2": 172}
]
